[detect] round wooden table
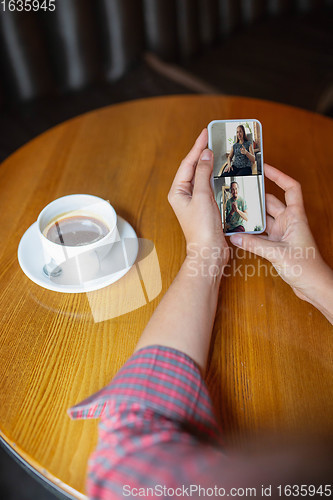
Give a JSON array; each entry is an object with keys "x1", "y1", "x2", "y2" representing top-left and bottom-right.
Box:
[{"x1": 0, "y1": 96, "x2": 332, "y2": 498}]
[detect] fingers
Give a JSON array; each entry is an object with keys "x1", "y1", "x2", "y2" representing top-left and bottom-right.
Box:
[
  {"x1": 230, "y1": 233, "x2": 278, "y2": 262},
  {"x1": 265, "y1": 193, "x2": 285, "y2": 219},
  {"x1": 172, "y1": 129, "x2": 208, "y2": 187},
  {"x1": 264, "y1": 164, "x2": 304, "y2": 207},
  {"x1": 193, "y1": 149, "x2": 214, "y2": 197}
]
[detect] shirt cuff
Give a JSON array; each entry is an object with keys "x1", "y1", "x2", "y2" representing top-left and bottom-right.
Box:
[{"x1": 68, "y1": 345, "x2": 221, "y2": 441}]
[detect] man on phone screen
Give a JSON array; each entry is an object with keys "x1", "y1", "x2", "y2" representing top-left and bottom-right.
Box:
[{"x1": 225, "y1": 181, "x2": 248, "y2": 233}]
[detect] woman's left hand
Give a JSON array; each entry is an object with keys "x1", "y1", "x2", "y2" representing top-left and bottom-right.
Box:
[
  {"x1": 168, "y1": 129, "x2": 230, "y2": 266},
  {"x1": 240, "y1": 145, "x2": 247, "y2": 155}
]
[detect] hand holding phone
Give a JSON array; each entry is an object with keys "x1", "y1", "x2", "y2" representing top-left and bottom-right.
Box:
[
  {"x1": 229, "y1": 163, "x2": 333, "y2": 324},
  {"x1": 168, "y1": 129, "x2": 230, "y2": 268}
]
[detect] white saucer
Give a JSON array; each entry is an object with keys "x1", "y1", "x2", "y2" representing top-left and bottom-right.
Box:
[{"x1": 18, "y1": 216, "x2": 138, "y2": 293}]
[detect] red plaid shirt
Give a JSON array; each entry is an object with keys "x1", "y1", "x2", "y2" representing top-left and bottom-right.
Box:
[{"x1": 68, "y1": 345, "x2": 226, "y2": 499}]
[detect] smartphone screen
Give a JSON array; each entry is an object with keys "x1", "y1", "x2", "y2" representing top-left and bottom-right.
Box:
[{"x1": 208, "y1": 119, "x2": 266, "y2": 235}]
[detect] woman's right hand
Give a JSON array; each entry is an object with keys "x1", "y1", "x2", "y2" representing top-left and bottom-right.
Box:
[{"x1": 230, "y1": 164, "x2": 333, "y2": 323}]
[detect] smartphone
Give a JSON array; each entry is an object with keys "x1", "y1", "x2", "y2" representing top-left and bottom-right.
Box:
[{"x1": 208, "y1": 119, "x2": 266, "y2": 236}]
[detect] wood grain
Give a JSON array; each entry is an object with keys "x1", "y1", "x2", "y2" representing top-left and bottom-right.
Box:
[{"x1": 0, "y1": 96, "x2": 332, "y2": 497}]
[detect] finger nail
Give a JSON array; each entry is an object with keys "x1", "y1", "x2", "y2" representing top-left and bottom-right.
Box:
[
  {"x1": 201, "y1": 149, "x2": 212, "y2": 161},
  {"x1": 230, "y1": 235, "x2": 242, "y2": 246}
]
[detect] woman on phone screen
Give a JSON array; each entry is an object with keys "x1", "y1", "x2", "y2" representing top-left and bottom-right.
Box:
[{"x1": 224, "y1": 124, "x2": 255, "y2": 176}]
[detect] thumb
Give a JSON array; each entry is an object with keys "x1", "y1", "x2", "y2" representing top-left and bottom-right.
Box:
[
  {"x1": 230, "y1": 233, "x2": 279, "y2": 263},
  {"x1": 193, "y1": 149, "x2": 213, "y2": 197}
]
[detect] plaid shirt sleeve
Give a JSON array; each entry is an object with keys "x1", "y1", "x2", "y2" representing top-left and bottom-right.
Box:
[{"x1": 68, "y1": 345, "x2": 225, "y2": 499}]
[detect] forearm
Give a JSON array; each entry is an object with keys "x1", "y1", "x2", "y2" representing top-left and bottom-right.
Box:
[
  {"x1": 134, "y1": 256, "x2": 223, "y2": 372},
  {"x1": 246, "y1": 150, "x2": 255, "y2": 162},
  {"x1": 298, "y1": 264, "x2": 333, "y2": 324},
  {"x1": 228, "y1": 152, "x2": 233, "y2": 169}
]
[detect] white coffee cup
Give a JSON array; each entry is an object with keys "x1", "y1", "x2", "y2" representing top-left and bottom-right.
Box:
[{"x1": 37, "y1": 194, "x2": 117, "y2": 283}]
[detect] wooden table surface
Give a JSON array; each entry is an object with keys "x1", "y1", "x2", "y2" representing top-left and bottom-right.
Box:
[{"x1": 0, "y1": 96, "x2": 332, "y2": 498}]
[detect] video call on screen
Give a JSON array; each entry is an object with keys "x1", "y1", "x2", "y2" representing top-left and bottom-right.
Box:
[{"x1": 211, "y1": 120, "x2": 265, "y2": 235}]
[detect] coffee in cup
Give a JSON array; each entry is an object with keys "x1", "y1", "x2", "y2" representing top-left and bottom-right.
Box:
[
  {"x1": 37, "y1": 195, "x2": 118, "y2": 283},
  {"x1": 43, "y1": 214, "x2": 109, "y2": 246}
]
